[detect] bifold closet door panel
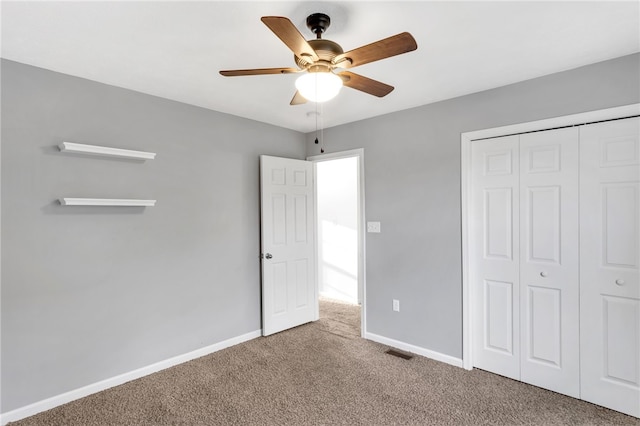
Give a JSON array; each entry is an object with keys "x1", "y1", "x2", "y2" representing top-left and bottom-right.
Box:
[
  {"x1": 580, "y1": 117, "x2": 640, "y2": 418},
  {"x1": 519, "y1": 127, "x2": 580, "y2": 398},
  {"x1": 471, "y1": 135, "x2": 521, "y2": 380}
]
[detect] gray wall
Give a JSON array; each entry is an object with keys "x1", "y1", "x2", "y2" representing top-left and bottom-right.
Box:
[
  {"x1": 1, "y1": 59, "x2": 306, "y2": 412},
  {"x1": 2, "y1": 52, "x2": 639, "y2": 414},
  {"x1": 306, "y1": 53, "x2": 640, "y2": 359}
]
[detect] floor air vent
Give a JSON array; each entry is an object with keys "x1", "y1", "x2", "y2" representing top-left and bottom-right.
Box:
[{"x1": 386, "y1": 349, "x2": 413, "y2": 360}]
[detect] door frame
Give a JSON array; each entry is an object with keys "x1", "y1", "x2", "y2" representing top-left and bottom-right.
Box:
[
  {"x1": 307, "y1": 148, "x2": 367, "y2": 337},
  {"x1": 460, "y1": 103, "x2": 640, "y2": 370}
]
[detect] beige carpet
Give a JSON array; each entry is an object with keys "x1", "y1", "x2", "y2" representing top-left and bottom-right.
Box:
[{"x1": 10, "y1": 298, "x2": 640, "y2": 425}]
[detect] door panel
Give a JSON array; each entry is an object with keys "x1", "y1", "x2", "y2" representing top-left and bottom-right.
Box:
[
  {"x1": 602, "y1": 296, "x2": 639, "y2": 386},
  {"x1": 294, "y1": 259, "x2": 309, "y2": 308},
  {"x1": 471, "y1": 136, "x2": 520, "y2": 380},
  {"x1": 519, "y1": 127, "x2": 580, "y2": 398},
  {"x1": 603, "y1": 183, "x2": 638, "y2": 267},
  {"x1": 580, "y1": 117, "x2": 640, "y2": 418},
  {"x1": 484, "y1": 188, "x2": 514, "y2": 259},
  {"x1": 526, "y1": 186, "x2": 560, "y2": 263},
  {"x1": 260, "y1": 155, "x2": 316, "y2": 336},
  {"x1": 527, "y1": 286, "x2": 561, "y2": 366},
  {"x1": 294, "y1": 195, "x2": 308, "y2": 242},
  {"x1": 272, "y1": 262, "x2": 288, "y2": 314},
  {"x1": 271, "y1": 194, "x2": 287, "y2": 245},
  {"x1": 484, "y1": 279, "x2": 515, "y2": 354}
]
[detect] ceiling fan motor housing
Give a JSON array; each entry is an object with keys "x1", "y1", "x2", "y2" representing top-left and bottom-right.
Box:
[{"x1": 295, "y1": 38, "x2": 343, "y2": 70}]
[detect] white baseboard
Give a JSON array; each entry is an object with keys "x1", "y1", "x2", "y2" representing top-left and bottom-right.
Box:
[
  {"x1": 0, "y1": 329, "x2": 262, "y2": 425},
  {"x1": 365, "y1": 332, "x2": 463, "y2": 368}
]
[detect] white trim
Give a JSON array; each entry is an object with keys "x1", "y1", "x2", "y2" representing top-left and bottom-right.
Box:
[
  {"x1": 59, "y1": 198, "x2": 156, "y2": 207},
  {"x1": 307, "y1": 148, "x2": 364, "y2": 162},
  {"x1": 460, "y1": 103, "x2": 640, "y2": 371},
  {"x1": 461, "y1": 129, "x2": 473, "y2": 370},
  {"x1": 365, "y1": 332, "x2": 463, "y2": 368},
  {"x1": 307, "y1": 149, "x2": 367, "y2": 337},
  {"x1": 311, "y1": 160, "x2": 320, "y2": 322},
  {"x1": 0, "y1": 330, "x2": 262, "y2": 425},
  {"x1": 463, "y1": 104, "x2": 639, "y2": 142},
  {"x1": 59, "y1": 142, "x2": 156, "y2": 160},
  {"x1": 0, "y1": 51, "x2": 3, "y2": 415}
]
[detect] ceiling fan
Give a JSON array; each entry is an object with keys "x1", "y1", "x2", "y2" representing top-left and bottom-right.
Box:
[{"x1": 219, "y1": 13, "x2": 418, "y2": 105}]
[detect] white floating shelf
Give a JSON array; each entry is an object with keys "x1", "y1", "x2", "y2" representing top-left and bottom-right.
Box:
[
  {"x1": 59, "y1": 198, "x2": 156, "y2": 207},
  {"x1": 58, "y1": 142, "x2": 156, "y2": 160}
]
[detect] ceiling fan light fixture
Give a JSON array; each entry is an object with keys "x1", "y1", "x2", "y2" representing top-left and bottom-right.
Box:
[{"x1": 295, "y1": 72, "x2": 342, "y2": 102}]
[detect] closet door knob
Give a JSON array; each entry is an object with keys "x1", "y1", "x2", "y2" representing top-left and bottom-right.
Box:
[
  {"x1": 540, "y1": 272, "x2": 548, "y2": 278},
  {"x1": 615, "y1": 279, "x2": 625, "y2": 286}
]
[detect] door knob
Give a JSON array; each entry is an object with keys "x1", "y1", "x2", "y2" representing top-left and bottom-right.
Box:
[
  {"x1": 265, "y1": 253, "x2": 273, "y2": 259},
  {"x1": 540, "y1": 272, "x2": 548, "y2": 278},
  {"x1": 615, "y1": 279, "x2": 625, "y2": 286}
]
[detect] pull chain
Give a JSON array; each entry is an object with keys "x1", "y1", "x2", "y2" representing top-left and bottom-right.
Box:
[
  {"x1": 314, "y1": 101, "x2": 319, "y2": 146},
  {"x1": 320, "y1": 102, "x2": 324, "y2": 153},
  {"x1": 311, "y1": 102, "x2": 325, "y2": 154}
]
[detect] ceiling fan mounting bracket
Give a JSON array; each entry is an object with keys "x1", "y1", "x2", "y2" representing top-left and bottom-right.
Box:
[{"x1": 306, "y1": 13, "x2": 331, "y2": 38}]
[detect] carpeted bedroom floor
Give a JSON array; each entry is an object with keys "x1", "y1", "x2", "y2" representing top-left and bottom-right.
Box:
[{"x1": 10, "y1": 298, "x2": 639, "y2": 425}]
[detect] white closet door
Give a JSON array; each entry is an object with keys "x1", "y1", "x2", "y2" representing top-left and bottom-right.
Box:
[
  {"x1": 519, "y1": 127, "x2": 580, "y2": 397},
  {"x1": 471, "y1": 135, "x2": 521, "y2": 380},
  {"x1": 580, "y1": 117, "x2": 640, "y2": 418}
]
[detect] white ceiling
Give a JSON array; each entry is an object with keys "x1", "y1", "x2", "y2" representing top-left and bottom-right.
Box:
[{"x1": 2, "y1": 1, "x2": 639, "y2": 133}]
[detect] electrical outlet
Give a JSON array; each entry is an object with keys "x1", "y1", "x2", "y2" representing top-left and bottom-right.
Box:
[
  {"x1": 393, "y1": 299, "x2": 400, "y2": 312},
  {"x1": 367, "y1": 221, "x2": 381, "y2": 233}
]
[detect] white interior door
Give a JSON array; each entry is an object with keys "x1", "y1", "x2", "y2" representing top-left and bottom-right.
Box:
[
  {"x1": 471, "y1": 135, "x2": 521, "y2": 380},
  {"x1": 260, "y1": 155, "x2": 316, "y2": 336},
  {"x1": 580, "y1": 117, "x2": 640, "y2": 417},
  {"x1": 519, "y1": 127, "x2": 579, "y2": 397}
]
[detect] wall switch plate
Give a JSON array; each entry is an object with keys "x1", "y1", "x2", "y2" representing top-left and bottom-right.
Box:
[
  {"x1": 367, "y1": 221, "x2": 381, "y2": 233},
  {"x1": 393, "y1": 299, "x2": 400, "y2": 312}
]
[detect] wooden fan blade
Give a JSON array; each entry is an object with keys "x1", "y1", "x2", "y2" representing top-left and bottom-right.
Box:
[
  {"x1": 261, "y1": 16, "x2": 319, "y2": 63},
  {"x1": 338, "y1": 71, "x2": 394, "y2": 97},
  {"x1": 333, "y1": 32, "x2": 417, "y2": 69},
  {"x1": 290, "y1": 91, "x2": 308, "y2": 106},
  {"x1": 220, "y1": 67, "x2": 300, "y2": 77}
]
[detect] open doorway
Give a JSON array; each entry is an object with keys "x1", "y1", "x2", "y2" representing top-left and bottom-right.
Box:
[
  {"x1": 308, "y1": 149, "x2": 365, "y2": 336},
  {"x1": 317, "y1": 156, "x2": 359, "y2": 304}
]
